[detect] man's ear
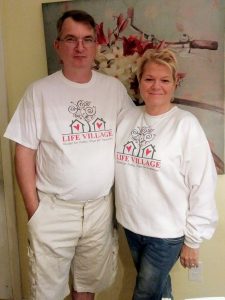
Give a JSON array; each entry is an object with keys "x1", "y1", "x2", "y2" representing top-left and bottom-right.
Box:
[
  {"x1": 54, "y1": 39, "x2": 59, "y2": 51},
  {"x1": 53, "y1": 40, "x2": 63, "y2": 65}
]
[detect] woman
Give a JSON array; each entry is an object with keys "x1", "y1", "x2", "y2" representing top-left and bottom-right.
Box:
[{"x1": 115, "y1": 49, "x2": 218, "y2": 300}]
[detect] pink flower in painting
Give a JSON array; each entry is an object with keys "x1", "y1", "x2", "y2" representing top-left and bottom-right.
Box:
[
  {"x1": 127, "y1": 7, "x2": 134, "y2": 19},
  {"x1": 96, "y1": 22, "x2": 108, "y2": 45},
  {"x1": 117, "y1": 13, "x2": 129, "y2": 33}
]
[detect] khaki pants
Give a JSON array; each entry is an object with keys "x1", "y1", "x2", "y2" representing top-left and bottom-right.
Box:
[{"x1": 27, "y1": 191, "x2": 118, "y2": 300}]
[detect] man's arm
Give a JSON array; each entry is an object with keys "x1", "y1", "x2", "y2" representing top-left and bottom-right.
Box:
[{"x1": 15, "y1": 143, "x2": 39, "y2": 220}]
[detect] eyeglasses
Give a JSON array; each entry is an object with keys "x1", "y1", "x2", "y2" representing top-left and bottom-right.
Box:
[{"x1": 58, "y1": 36, "x2": 96, "y2": 47}]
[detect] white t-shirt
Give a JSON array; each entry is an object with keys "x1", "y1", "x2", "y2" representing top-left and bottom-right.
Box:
[
  {"x1": 115, "y1": 106, "x2": 218, "y2": 248},
  {"x1": 4, "y1": 70, "x2": 132, "y2": 201}
]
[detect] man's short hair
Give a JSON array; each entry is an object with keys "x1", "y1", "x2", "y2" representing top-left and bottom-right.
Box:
[{"x1": 56, "y1": 10, "x2": 96, "y2": 38}]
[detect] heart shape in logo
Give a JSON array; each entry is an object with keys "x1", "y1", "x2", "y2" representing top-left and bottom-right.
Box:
[
  {"x1": 126, "y1": 145, "x2": 132, "y2": 152},
  {"x1": 74, "y1": 124, "x2": 80, "y2": 131},
  {"x1": 97, "y1": 122, "x2": 102, "y2": 129},
  {"x1": 146, "y1": 149, "x2": 151, "y2": 156}
]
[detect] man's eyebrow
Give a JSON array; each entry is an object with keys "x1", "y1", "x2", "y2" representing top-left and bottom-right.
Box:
[{"x1": 63, "y1": 34, "x2": 95, "y2": 38}]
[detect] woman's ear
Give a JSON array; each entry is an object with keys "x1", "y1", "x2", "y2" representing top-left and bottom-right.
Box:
[
  {"x1": 176, "y1": 72, "x2": 186, "y2": 88},
  {"x1": 175, "y1": 76, "x2": 179, "y2": 89}
]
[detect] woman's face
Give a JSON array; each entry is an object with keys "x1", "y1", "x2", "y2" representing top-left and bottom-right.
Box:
[{"x1": 139, "y1": 62, "x2": 176, "y2": 115}]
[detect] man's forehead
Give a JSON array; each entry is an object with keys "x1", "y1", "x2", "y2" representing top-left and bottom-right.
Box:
[{"x1": 60, "y1": 18, "x2": 95, "y2": 33}]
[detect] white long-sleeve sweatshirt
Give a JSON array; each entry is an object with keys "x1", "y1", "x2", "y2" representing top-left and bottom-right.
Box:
[{"x1": 115, "y1": 106, "x2": 218, "y2": 248}]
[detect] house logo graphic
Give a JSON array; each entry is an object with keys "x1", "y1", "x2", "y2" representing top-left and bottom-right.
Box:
[
  {"x1": 70, "y1": 119, "x2": 85, "y2": 134},
  {"x1": 92, "y1": 118, "x2": 106, "y2": 131},
  {"x1": 141, "y1": 144, "x2": 156, "y2": 159},
  {"x1": 62, "y1": 100, "x2": 113, "y2": 144},
  {"x1": 117, "y1": 126, "x2": 161, "y2": 170},
  {"x1": 123, "y1": 141, "x2": 136, "y2": 156}
]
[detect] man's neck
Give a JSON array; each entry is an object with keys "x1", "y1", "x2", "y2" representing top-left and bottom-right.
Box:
[{"x1": 62, "y1": 68, "x2": 92, "y2": 83}]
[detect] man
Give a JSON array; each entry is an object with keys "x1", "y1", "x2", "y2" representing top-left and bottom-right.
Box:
[{"x1": 4, "y1": 10, "x2": 132, "y2": 300}]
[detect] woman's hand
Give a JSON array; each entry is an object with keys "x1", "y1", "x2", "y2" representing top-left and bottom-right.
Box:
[{"x1": 179, "y1": 244, "x2": 199, "y2": 268}]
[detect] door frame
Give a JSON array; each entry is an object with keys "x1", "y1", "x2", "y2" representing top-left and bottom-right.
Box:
[{"x1": 0, "y1": 16, "x2": 22, "y2": 300}]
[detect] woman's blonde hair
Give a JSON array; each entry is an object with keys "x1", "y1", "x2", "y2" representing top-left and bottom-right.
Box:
[{"x1": 137, "y1": 48, "x2": 178, "y2": 83}]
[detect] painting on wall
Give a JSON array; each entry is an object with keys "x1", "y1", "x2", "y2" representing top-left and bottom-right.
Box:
[{"x1": 42, "y1": 0, "x2": 225, "y2": 174}]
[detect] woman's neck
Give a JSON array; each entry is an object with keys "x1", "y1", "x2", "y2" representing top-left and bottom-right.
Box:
[{"x1": 145, "y1": 103, "x2": 174, "y2": 116}]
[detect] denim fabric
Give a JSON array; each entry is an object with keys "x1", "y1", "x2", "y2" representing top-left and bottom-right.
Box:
[{"x1": 124, "y1": 228, "x2": 184, "y2": 300}]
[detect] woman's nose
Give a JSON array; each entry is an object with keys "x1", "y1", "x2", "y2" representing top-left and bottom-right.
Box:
[{"x1": 152, "y1": 80, "x2": 160, "y2": 89}]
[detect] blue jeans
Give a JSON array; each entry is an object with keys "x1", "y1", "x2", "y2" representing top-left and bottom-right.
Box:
[{"x1": 125, "y1": 228, "x2": 184, "y2": 300}]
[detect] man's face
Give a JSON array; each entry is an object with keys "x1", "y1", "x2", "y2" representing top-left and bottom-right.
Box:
[{"x1": 54, "y1": 17, "x2": 97, "y2": 72}]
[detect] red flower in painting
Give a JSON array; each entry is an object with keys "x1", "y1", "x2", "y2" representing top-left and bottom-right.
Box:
[
  {"x1": 96, "y1": 22, "x2": 108, "y2": 45},
  {"x1": 123, "y1": 36, "x2": 155, "y2": 56}
]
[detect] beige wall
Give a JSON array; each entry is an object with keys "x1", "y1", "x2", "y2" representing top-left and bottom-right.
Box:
[{"x1": 1, "y1": 0, "x2": 225, "y2": 299}]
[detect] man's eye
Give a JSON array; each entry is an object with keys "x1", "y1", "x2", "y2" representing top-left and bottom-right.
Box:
[
  {"x1": 65, "y1": 37, "x2": 76, "y2": 42},
  {"x1": 84, "y1": 37, "x2": 94, "y2": 43}
]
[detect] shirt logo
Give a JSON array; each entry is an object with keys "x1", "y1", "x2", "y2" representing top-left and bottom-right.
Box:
[
  {"x1": 116, "y1": 126, "x2": 161, "y2": 170},
  {"x1": 62, "y1": 100, "x2": 113, "y2": 144}
]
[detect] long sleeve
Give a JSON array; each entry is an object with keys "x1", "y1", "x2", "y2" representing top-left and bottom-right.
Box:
[{"x1": 182, "y1": 122, "x2": 218, "y2": 248}]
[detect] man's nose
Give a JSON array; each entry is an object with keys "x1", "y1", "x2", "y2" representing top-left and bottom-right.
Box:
[{"x1": 75, "y1": 40, "x2": 85, "y2": 51}]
